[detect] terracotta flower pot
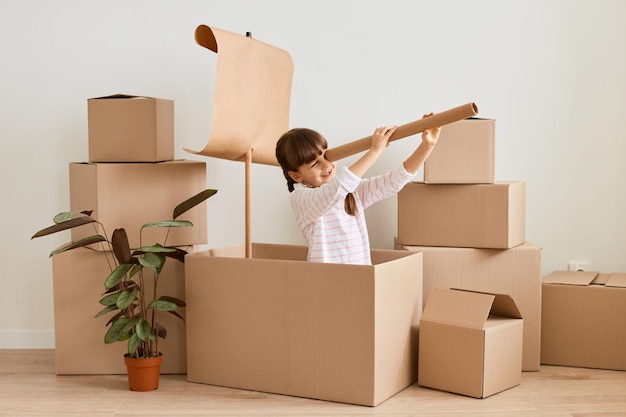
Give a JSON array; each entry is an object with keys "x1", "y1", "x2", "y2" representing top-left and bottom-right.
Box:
[{"x1": 124, "y1": 354, "x2": 163, "y2": 391}]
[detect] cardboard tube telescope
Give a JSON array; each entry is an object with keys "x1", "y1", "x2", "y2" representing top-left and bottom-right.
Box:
[{"x1": 325, "y1": 102, "x2": 479, "y2": 162}]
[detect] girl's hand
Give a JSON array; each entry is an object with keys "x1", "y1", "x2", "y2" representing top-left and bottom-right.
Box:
[
  {"x1": 421, "y1": 112, "x2": 441, "y2": 147},
  {"x1": 371, "y1": 125, "x2": 398, "y2": 154}
]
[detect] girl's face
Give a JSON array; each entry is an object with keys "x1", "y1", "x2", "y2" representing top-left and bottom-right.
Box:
[{"x1": 288, "y1": 150, "x2": 335, "y2": 188}]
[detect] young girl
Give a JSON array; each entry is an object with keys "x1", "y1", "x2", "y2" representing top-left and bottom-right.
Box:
[{"x1": 275, "y1": 113, "x2": 441, "y2": 265}]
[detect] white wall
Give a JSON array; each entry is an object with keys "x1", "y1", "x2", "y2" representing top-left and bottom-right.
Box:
[{"x1": 2, "y1": 0, "x2": 625, "y2": 348}]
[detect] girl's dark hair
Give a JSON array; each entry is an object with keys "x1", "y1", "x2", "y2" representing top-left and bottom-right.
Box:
[
  {"x1": 275, "y1": 128, "x2": 357, "y2": 216},
  {"x1": 276, "y1": 128, "x2": 327, "y2": 192}
]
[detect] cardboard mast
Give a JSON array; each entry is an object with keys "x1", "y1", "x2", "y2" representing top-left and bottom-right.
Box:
[{"x1": 186, "y1": 25, "x2": 294, "y2": 257}]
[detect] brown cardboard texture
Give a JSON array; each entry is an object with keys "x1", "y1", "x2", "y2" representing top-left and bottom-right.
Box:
[
  {"x1": 51, "y1": 246, "x2": 188, "y2": 374},
  {"x1": 398, "y1": 242, "x2": 541, "y2": 371},
  {"x1": 397, "y1": 182, "x2": 525, "y2": 249},
  {"x1": 186, "y1": 25, "x2": 293, "y2": 166},
  {"x1": 69, "y1": 160, "x2": 207, "y2": 250},
  {"x1": 88, "y1": 94, "x2": 174, "y2": 163},
  {"x1": 185, "y1": 243, "x2": 423, "y2": 407},
  {"x1": 424, "y1": 118, "x2": 495, "y2": 184},
  {"x1": 418, "y1": 288, "x2": 523, "y2": 398},
  {"x1": 541, "y1": 271, "x2": 626, "y2": 371}
]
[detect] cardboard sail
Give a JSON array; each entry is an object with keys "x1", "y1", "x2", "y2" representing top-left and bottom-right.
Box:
[{"x1": 185, "y1": 25, "x2": 294, "y2": 166}]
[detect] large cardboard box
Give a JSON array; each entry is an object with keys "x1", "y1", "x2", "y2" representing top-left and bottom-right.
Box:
[
  {"x1": 424, "y1": 118, "x2": 495, "y2": 184},
  {"x1": 397, "y1": 242, "x2": 541, "y2": 371},
  {"x1": 185, "y1": 243, "x2": 423, "y2": 406},
  {"x1": 397, "y1": 182, "x2": 525, "y2": 249},
  {"x1": 418, "y1": 288, "x2": 523, "y2": 398},
  {"x1": 69, "y1": 160, "x2": 207, "y2": 250},
  {"x1": 88, "y1": 94, "x2": 174, "y2": 162},
  {"x1": 541, "y1": 271, "x2": 626, "y2": 371},
  {"x1": 51, "y1": 246, "x2": 188, "y2": 374}
]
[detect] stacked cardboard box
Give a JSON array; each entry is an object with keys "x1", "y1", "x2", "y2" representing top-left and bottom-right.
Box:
[
  {"x1": 51, "y1": 94, "x2": 207, "y2": 374},
  {"x1": 395, "y1": 118, "x2": 542, "y2": 396},
  {"x1": 541, "y1": 271, "x2": 626, "y2": 371}
]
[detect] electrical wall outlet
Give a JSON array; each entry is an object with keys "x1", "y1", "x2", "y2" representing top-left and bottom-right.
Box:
[{"x1": 568, "y1": 261, "x2": 590, "y2": 272}]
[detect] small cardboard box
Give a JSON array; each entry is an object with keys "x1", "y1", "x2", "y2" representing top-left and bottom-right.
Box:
[
  {"x1": 541, "y1": 271, "x2": 626, "y2": 371},
  {"x1": 88, "y1": 94, "x2": 174, "y2": 163},
  {"x1": 69, "y1": 160, "x2": 207, "y2": 250},
  {"x1": 424, "y1": 118, "x2": 495, "y2": 184},
  {"x1": 418, "y1": 288, "x2": 523, "y2": 398},
  {"x1": 397, "y1": 182, "x2": 525, "y2": 249},
  {"x1": 397, "y1": 242, "x2": 541, "y2": 371},
  {"x1": 185, "y1": 243, "x2": 423, "y2": 406},
  {"x1": 51, "y1": 246, "x2": 188, "y2": 374}
]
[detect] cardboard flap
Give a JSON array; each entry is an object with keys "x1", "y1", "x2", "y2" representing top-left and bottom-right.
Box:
[
  {"x1": 185, "y1": 24, "x2": 293, "y2": 166},
  {"x1": 422, "y1": 288, "x2": 494, "y2": 329},
  {"x1": 490, "y1": 294, "x2": 522, "y2": 319},
  {"x1": 542, "y1": 271, "x2": 598, "y2": 286},
  {"x1": 606, "y1": 273, "x2": 626, "y2": 288}
]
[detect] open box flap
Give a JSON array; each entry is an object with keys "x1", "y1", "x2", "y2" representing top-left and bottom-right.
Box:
[
  {"x1": 542, "y1": 271, "x2": 599, "y2": 286},
  {"x1": 606, "y1": 273, "x2": 626, "y2": 288},
  {"x1": 185, "y1": 25, "x2": 293, "y2": 166},
  {"x1": 422, "y1": 288, "x2": 494, "y2": 329},
  {"x1": 490, "y1": 293, "x2": 522, "y2": 319}
]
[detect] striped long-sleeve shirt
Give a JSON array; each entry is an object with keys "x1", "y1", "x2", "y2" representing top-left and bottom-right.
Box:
[{"x1": 290, "y1": 165, "x2": 415, "y2": 265}]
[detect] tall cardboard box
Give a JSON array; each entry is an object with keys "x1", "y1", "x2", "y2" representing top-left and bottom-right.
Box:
[
  {"x1": 397, "y1": 181, "x2": 525, "y2": 249},
  {"x1": 185, "y1": 243, "x2": 423, "y2": 406},
  {"x1": 88, "y1": 94, "x2": 174, "y2": 162},
  {"x1": 418, "y1": 288, "x2": 523, "y2": 398},
  {"x1": 69, "y1": 160, "x2": 207, "y2": 250},
  {"x1": 51, "y1": 246, "x2": 188, "y2": 374},
  {"x1": 541, "y1": 271, "x2": 626, "y2": 371},
  {"x1": 424, "y1": 118, "x2": 495, "y2": 184},
  {"x1": 397, "y1": 242, "x2": 542, "y2": 371}
]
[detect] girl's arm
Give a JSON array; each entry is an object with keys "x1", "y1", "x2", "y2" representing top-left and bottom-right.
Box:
[
  {"x1": 403, "y1": 113, "x2": 441, "y2": 174},
  {"x1": 348, "y1": 126, "x2": 397, "y2": 178}
]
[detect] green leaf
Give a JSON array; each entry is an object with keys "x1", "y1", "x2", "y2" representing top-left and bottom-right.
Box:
[
  {"x1": 104, "y1": 263, "x2": 134, "y2": 289},
  {"x1": 128, "y1": 333, "x2": 141, "y2": 356},
  {"x1": 138, "y1": 252, "x2": 166, "y2": 274},
  {"x1": 159, "y1": 296, "x2": 186, "y2": 307},
  {"x1": 135, "y1": 243, "x2": 176, "y2": 254},
  {"x1": 116, "y1": 287, "x2": 139, "y2": 309},
  {"x1": 32, "y1": 215, "x2": 98, "y2": 239},
  {"x1": 148, "y1": 299, "x2": 178, "y2": 312},
  {"x1": 104, "y1": 318, "x2": 130, "y2": 344},
  {"x1": 99, "y1": 292, "x2": 120, "y2": 307},
  {"x1": 142, "y1": 220, "x2": 193, "y2": 229},
  {"x1": 52, "y1": 210, "x2": 93, "y2": 223},
  {"x1": 173, "y1": 189, "x2": 218, "y2": 219},
  {"x1": 136, "y1": 320, "x2": 152, "y2": 341},
  {"x1": 95, "y1": 304, "x2": 118, "y2": 318},
  {"x1": 49, "y1": 235, "x2": 107, "y2": 257}
]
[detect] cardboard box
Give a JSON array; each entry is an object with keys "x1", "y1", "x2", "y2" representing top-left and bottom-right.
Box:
[
  {"x1": 424, "y1": 118, "x2": 495, "y2": 184},
  {"x1": 69, "y1": 160, "x2": 207, "y2": 250},
  {"x1": 541, "y1": 271, "x2": 626, "y2": 371},
  {"x1": 397, "y1": 182, "x2": 525, "y2": 249},
  {"x1": 185, "y1": 243, "x2": 423, "y2": 406},
  {"x1": 88, "y1": 94, "x2": 175, "y2": 163},
  {"x1": 51, "y1": 246, "x2": 188, "y2": 374},
  {"x1": 397, "y1": 242, "x2": 541, "y2": 371},
  {"x1": 418, "y1": 288, "x2": 523, "y2": 398}
]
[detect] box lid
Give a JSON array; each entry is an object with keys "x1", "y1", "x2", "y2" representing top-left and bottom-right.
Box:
[
  {"x1": 606, "y1": 273, "x2": 626, "y2": 288},
  {"x1": 422, "y1": 288, "x2": 521, "y2": 329},
  {"x1": 542, "y1": 271, "x2": 599, "y2": 286},
  {"x1": 89, "y1": 94, "x2": 154, "y2": 100}
]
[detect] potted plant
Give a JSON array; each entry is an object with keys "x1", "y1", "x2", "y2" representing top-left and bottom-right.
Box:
[{"x1": 32, "y1": 188, "x2": 217, "y2": 391}]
